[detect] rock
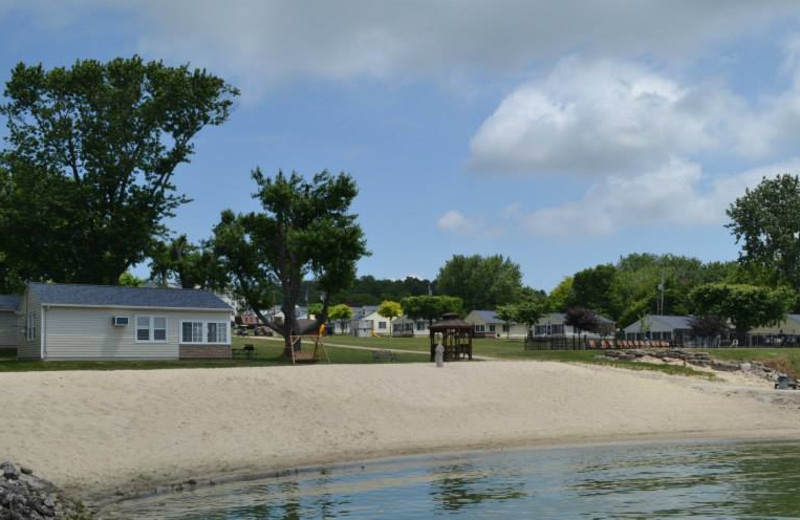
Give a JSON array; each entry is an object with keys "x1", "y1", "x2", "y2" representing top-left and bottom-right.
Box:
[
  {"x1": 0, "y1": 464, "x2": 19, "y2": 481},
  {"x1": 19, "y1": 468, "x2": 32, "y2": 477}
]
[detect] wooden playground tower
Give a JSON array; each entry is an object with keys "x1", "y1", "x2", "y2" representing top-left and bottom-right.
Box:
[
  {"x1": 429, "y1": 312, "x2": 474, "y2": 361},
  {"x1": 288, "y1": 328, "x2": 331, "y2": 365}
]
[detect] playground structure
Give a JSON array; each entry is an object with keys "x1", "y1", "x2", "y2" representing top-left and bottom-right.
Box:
[
  {"x1": 429, "y1": 313, "x2": 474, "y2": 362},
  {"x1": 288, "y1": 333, "x2": 330, "y2": 365}
]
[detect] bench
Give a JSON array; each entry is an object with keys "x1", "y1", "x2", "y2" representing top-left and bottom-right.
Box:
[
  {"x1": 233, "y1": 344, "x2": 256, "y2": 360},
  {"x1": 371, "y1": 350, "x2": 398, "y2": 363}
]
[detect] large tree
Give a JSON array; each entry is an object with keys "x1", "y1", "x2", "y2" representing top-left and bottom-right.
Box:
[
  {"x1": 210, "y1": 169, "x2": 368, "y2": 356},
  {"x1": 691, "y1": 283, "x2": 792, "y2": 345},
  {"x1": 149, "y1": 235, "x2": 225, "y2": 289},
  {"x1": 0, "y1": 56, "x2": 238, "y2": 288},
  {"x1": 571, "y1": 264, "x2": 621, "y2": 319},
  {"x1": 401, "y1": 295, "x2": 463, "y2": 327},
  {"x1": 435, "y1": 254, "x2": 522, "y2": 311},
  {"x1": 727, "y1": 174, "x2": 800, "y2": 289}
]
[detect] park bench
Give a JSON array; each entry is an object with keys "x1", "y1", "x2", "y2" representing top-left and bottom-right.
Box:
[{"x1": 371, "y1": 350, "x2": 398, "y2": 363}]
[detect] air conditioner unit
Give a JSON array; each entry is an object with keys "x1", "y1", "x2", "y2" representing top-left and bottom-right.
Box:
[{"x1": 112, "y1": 316, "x2": 130, "y2": 327}]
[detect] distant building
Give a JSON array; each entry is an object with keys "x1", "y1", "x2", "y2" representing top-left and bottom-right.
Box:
[
  {"x1": 531, "y1": 312, "x2": 615, "y2": 338},
  {"x1": 464, "y1": 310, "x2": 528, "y2": 339},
  {"x1": 622, "y1": 315, "x2": 693, "y2": 343}
]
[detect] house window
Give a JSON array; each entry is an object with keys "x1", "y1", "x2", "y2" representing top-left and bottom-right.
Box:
[
  {"x1": 26, "y1": 312, "x2": 36, "y2": 341},
  {"x1": 182, "y1": 321, "x2": 204, "y2": 343},
  {"x1": 136, "y1": 316, "x2": 167, "y2": 343},
  {"x1": 206, "y1": 322, "x2": 228, "y2": 344},
  {"x1": 489, "y1": 325, "x2": 496, "y2": 333},
  {"x1": 182, "y1": 320, "x2": 229, "y2": 344},
  {"x1": 378, "y1": 321, "x2": 387, "y2": 330},
  {"x1": 475, "y1": 324, "x2": 485, "y2": 333},
  {"x1": 663, "y1": 331, "x2": 672, "y2": 340},
  {"x1": 502, "y1": 324, "x2": 510, "y2": 332},
  {"x1": 552, "y1": 325, "x2": 564, "y2": 335},
  {"x1": 416, "y1": 321, "x2": 426, "y2": 331}
]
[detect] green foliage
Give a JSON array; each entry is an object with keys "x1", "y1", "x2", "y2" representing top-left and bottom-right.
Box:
[
  {"x1": 494, "y1": 304, "x2": 517, "y2": 339},
  {"x1": 435, "y1": 254, "x2": 522, "y2": 311},
  {"x1": 308, "y1": 302, "x2": 323, "y2": 318},
  {"x1": 691, "y1": 283, "x2": 792, "y2": 342},
  {"x1": 149, "y1": 235, "x2": 226, "y2": 289},
  {"x1": 727, "y1": 174, "x2": 800, "y2": 287},
  {"x1": 401, "y1": 295, "x2": 463, "y2": 325},
  {"x1": 571, "y1": 264, "x2": 621, "y2": 318},
  {"x1": 0, "y1": 56, "x2": 238, "y2": 287},
  {"x1": 512, "y1": 299, "x2": 549, "y2": 331},
  {"x1": 209, "y1": 169, "x2": 368, "y2": 351},
  {"x1": 118, "y1": 272, "x2": 144, "y2": 287},
  {"x1": 548, "y1": 277, "x2": 574, "y2": 312},
  {"x1": 378, "y1": 300, "x2": 402, "y2": 336},
  {"x1": 334, "y1": 275, "x2": 432, "y2": 306},
  {"x1": 329, "y1": 303, "x2": 354, "y2": 332}
]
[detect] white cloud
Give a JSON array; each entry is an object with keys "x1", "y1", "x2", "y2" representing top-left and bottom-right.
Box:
[
  {"x1": 4, "y1": 1, "x2": 799, "y2": 95},
  {"x1": 469, "y1": 57, "x2": 765, "y2": 174},
  {"x1": 437, "y1": 210, "x2": 502, "y2": 238},
  {"x1": 519, "y1": 158, "x2": 800, "y2": 237}
]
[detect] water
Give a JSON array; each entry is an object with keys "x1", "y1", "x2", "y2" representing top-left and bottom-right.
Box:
[{"x1": 100, "y1": 440, "x2": 800, "y2": 519}]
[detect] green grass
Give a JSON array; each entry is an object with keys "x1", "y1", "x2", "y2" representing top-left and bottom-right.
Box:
[{"x1": 0, "y1": 337, "x2": 421, "y2": 372}]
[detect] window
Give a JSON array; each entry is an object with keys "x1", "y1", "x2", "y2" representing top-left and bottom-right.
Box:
[
  {"x1": 416, "y1": 321, "x2": 426, "y2": 331},
  {"x1": 182, "y1": 320, "x2": 229, "y2": 344},
  {"x1": 26, "y1": 312, "x2": 36, "y2": 341},
  {"x1": 502, "y1": 324, "x2": 510, "y2": 332},
  {"x1": 552, "y1": 325, "x2": 565, "y2": 335},
  {"x1": 489, "y1": 325, "x2": 496, "y2": 333},
  {"x1": 378, "y1": 321, "x2": 387, "y2": 330},
  {"x1": 182, "y1": 321, "x2": 204, "y2": 343},
  {"x1": 136, "y1": 316, "x2": 168, "y2": 343},
  {"x1": 475, "y1": 324, "x2": 485, "y2": 333}
]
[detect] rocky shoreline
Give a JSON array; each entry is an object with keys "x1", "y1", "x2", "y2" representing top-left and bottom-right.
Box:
[
  {"x1": 0, "y1": 462, "x2": 92, "y2": 520},
  {"x1": 600, "y1": 349, "x2": 789, "y2": 383}
]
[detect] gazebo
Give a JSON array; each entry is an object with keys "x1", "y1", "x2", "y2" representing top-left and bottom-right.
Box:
[{"x1": 429, "y1": 313, "x2": 474, "y2": 361}]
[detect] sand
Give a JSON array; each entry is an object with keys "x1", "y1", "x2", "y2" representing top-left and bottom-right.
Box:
[{"x1": 3, "y1": 361, "x2": 800, "y2": 502}]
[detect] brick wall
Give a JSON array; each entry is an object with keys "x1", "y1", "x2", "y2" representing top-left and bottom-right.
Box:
[{"x1": 179, "y1": 345, "x2": 232, "y2": 359}]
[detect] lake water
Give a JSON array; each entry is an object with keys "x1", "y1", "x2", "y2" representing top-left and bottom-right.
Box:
[{"x1": 100, "y1": 439, "x2": 800, "y2": 519}]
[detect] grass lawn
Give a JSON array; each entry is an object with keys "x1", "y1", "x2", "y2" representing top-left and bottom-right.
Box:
[{"x1": 0, "y1": 337, "x2": 420, "y2": 372}]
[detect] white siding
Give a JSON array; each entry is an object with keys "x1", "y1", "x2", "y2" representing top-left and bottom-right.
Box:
[
  {"x1": 0, "y1": 312, "x2": 17, "y2": 347},
  {"x1": 43, "y1": 307, "x2": 231, "y2": 360},
  {"x1": 16, "y1": 289, "x2": 40, "y2": 359}
]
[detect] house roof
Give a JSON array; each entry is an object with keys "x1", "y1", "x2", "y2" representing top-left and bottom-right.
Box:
[
  {"x1": 623, "y1": 314, "x2": 692, "y2": 332},
  {"x1": 471, "y1": 310, "x2": 500, "y2": 323},
  {"x1": 543, "y1": 312, "x2": 614, "y2": 324},
  {"x1": 28, "y1": 282, "x2": 232, "y2": 311},
  {"x1": 0, "y1": 295, "x2": 20, "y2": 312}
]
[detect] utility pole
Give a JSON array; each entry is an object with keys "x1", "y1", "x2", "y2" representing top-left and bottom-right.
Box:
[{"x1": 657, "y1": 276, "x2": 665, "y2": 315}]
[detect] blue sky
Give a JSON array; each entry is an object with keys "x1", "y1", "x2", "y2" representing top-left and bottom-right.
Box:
[{"x1": 3, "y1": 1, "x2": 800, "y2": 290}]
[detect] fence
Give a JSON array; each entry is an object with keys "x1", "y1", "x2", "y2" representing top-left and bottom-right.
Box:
[{"x1": 524, "y1": 336, "x2": 680, "y2": 351}]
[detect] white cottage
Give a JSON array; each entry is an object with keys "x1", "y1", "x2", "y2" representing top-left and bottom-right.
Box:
[
  {"x1": 0, "y1": 295, "x2": 20, "y2": 348},
  {"x1": 464, "y1": 310, "x2": 529, "y2": 339},
  {"x1": 16, "y1": 282, "x2": 233, "y2": 361}
]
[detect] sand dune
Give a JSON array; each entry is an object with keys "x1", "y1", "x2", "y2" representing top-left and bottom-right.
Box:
[{"x1": 3, "y1": 362, "x2": 800, "y2": 501}]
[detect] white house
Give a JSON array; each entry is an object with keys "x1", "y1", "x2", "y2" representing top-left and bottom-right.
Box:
[
  {"x1": 464, "y1": 310, "x2": 528, "y2": 339},
  {"x1": 0, "y1": 295, "x2": 20, "y2": 348},
  {"x1": 622, "y1": 315, "x2": 693, "y2": 342},
  {"x1": 347, "y1": 306, "x2": 396, "y2": 337},
  {"x1": 15, "y1": 282, "x2": 233, "y2": 361},
  {"x1": 391, "y1": 315, "x2": 430, "y2": 337},
  {"x1": 531, "y1": 312, "x2": 615, "y2": 338}
]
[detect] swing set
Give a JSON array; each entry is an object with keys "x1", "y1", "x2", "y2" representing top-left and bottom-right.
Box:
[{"x1": 287, "y1": 324, "x2": 331, "y2": 365}]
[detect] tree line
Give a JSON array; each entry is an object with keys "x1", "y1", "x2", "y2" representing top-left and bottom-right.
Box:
[{"x1": 2, "y1": 56, "x2": 799, "y2": 351}]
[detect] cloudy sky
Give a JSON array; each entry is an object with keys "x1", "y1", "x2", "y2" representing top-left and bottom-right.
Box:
[{"x1": 3, "y1": 1, "x2": 800, "y2": 290}]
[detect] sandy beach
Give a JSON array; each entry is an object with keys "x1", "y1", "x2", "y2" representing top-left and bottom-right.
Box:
[{"x1": 3, "y1": 362, "x2": 800, "y2": 503}]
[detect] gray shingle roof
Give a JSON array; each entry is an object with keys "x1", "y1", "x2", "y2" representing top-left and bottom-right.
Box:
[
  {"x1": 0, "y1": 295, "x2": 20, "y2": 312},
  {"x1": 623, "y1": 314, "x2": 692, "y2": 332},
  {"x1": 28, "y1": 283, "x2": 232, "y2": 311},
  {"x1": 472, "y1": 310, "x2": 501, "y2": 323}
]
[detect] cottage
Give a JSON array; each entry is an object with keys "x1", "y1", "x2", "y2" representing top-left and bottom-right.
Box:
[
  {"x1": 464, "y1": 310, "x2": 528, "y2": 339},
  {"x1": 347, "y1": 306, "x2": 395, "y2": 337},
  {"x1": 748, "y1": 314, "x2": 800, "y2": 346},
  {"x1": 15, "y1": 282, "x2": 233, "y2": 361},
  {"x1": 0, "y1": 295, "x2": 21, "y2": 349},
  {"x1": 391, "y1": 315, "x2": 429, "y2": 337},
  {"x1": 531, "y1": 312, "x2": 615, "y2": 338},
  {"x1": 623, "y1": 315, "x2": 693, "y2": 343}
]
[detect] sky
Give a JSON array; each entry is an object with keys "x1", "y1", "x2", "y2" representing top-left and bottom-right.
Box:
[{"x1": 3, "y1": 1, "x2": 800, "y2": 291}]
